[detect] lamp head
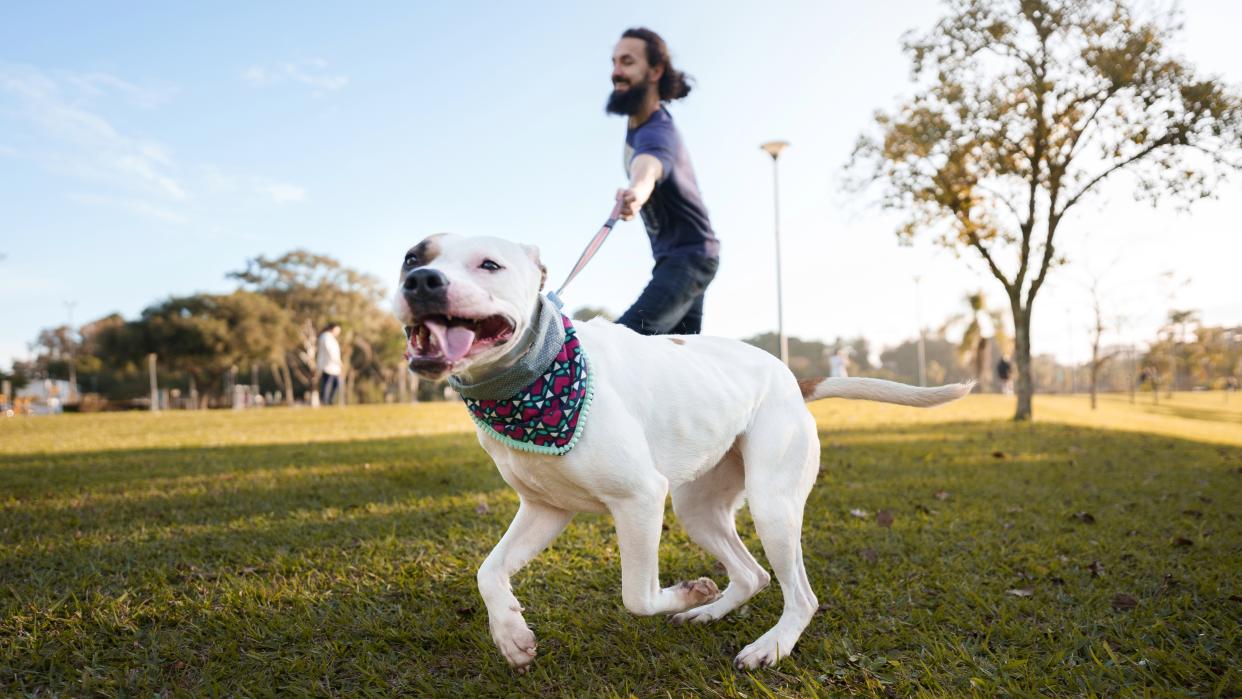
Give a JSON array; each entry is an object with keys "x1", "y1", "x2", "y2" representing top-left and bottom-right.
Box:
[{"x1": 760, "y1": 140, "x2": 789, "y2": 159}]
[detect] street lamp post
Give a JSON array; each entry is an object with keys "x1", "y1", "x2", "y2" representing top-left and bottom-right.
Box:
[
  {"x1": 63, "y1": 300, "x2": 78, "y2": 404},
  {"x1": 913, "y1": 276, "x2": 927, "y2": 387},
  {"x1": 760, "y1": 141, "x2": 790, "y2": 366}
]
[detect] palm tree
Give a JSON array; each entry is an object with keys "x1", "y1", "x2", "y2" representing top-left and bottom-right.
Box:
[
  {"x1": 941, "y1": 291, "x2": 1011, "y2": 392},
  {"x1": 1166, "y1": 309, "x2": 1200, "y2": 396}
]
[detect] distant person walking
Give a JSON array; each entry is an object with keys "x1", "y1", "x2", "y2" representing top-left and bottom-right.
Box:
[
  {"x1": 829, "y1": 349, "x2": 849, "y2": 378},
  {"x1": 317, "y1": 322, "x2": 342, "y2": 406},
  {"x1": 996, "y1": 356, "x2": 1013, "y2": 394},
  {"x1": 607, "y1": 27, "x2": 719, "y2": 335}
]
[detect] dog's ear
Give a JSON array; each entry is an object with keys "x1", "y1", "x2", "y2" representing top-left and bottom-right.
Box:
[{"x1": 522, "y1": 244, "x2": 547, "y2": 291}]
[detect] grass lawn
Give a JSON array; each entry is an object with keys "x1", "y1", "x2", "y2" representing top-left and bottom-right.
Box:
[{"x1": 1, "y1": 392, "x2": 1239, "y2": 696}]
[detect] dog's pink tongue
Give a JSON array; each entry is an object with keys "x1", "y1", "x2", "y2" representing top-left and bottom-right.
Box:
[{"x1": 424, "y1": 320, "x2": 476, "y2": 362}]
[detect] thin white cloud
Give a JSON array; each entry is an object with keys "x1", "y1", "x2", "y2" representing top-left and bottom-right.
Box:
[
  {"x1": 262, "y1": 182, "x2": 306, "y2": 204},
  {"x1": 200, "y1": 165, "x2": 308, "y2": 205},
  {"x1": 1, "y1": 62, "x2": 307, "y2": 224},
  {"x1": 241, "y1": 58, "x2": 348, "y2": 94},
  {"x1": 69, "y1": 193, "x2": 189, "y2": 224},
  {"x1": 60, "y1": 71, "x2": 175, "y2": 109},
  {"x1": 0, "y1": 62, "x2": 187, "y2": 201}
]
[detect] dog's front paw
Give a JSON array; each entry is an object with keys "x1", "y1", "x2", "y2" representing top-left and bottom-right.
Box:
[
  {"x1": 734, "y1": 628, "x2": 797, "y2": 670},
  {"x1": 490, "y1": 617, "x2": 538, "y2": 673}
]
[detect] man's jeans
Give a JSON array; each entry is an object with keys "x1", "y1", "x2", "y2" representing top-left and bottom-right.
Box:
[
  {"x1": 319, "y1": 373, "x2": 340, "y2": 405},
  {"x1": 618, "y1": 254, "x2": 719, "y2": 335}
]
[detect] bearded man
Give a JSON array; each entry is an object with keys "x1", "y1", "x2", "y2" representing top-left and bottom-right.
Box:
[{"x1": 607, "y1": 28, "x2": 720, "y2": 335}]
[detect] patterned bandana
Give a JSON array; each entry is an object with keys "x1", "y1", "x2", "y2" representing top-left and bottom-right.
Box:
[{"x1": 460, "y1": 314, "x2": 593, "y2": 455}]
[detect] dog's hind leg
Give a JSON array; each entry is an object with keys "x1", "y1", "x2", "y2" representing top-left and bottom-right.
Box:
[
  {"x1": 669, "y1": 448, "x2": 771, "y2": 625},
  {"x1": 734, "y1": 409, "x2": 821, "y2": 670},
  {"x1": 477, "y1": 498, "x2": 573, "y2": 673}
]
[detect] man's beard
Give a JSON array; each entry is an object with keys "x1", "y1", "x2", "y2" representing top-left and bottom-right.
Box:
[{"x1": 606, "y1": 79, "x2": 653, "y2": 116}]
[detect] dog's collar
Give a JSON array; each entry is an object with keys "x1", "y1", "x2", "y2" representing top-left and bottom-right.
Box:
[{"x1": 457, "y1": 313, "x2": 593, "y2": 456}]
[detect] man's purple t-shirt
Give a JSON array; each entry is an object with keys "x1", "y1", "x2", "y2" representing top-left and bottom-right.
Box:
[{"x1": 625, "y1": 107, "x2": 719, "y2": 260}]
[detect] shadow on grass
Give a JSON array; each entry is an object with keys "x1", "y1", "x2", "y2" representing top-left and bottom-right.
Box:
[
  {"x1": 1118, "y1": 400, "x2": 1242, "y2": 425},
  {"x1": 0, "y1": 433, "x2": 510, "y2": 571},
  {"x1": 2, "y1": 420, "x2": 1240, "y2": 696},
  {"x1": 0, "y1": 432, "x2": 489, "y2": 494}
]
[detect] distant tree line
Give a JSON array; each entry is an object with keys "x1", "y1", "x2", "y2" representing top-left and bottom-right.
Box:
[
  {"x1": 4, "y1": 251, "x2": 419, "y2": 408},
  {"x1": 4, "y1": 263, "x2": 1237, "y2": 408}
]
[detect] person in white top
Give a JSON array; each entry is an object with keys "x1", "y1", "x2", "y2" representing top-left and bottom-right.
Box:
[
  {"x1": 316, "y1": 322, "x2": 343, "y2": 405},
  {"x1": 829, "y1": 348, "x2": 849, "y2": 378}
]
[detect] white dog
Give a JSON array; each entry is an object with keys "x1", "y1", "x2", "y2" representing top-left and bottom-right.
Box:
[{"x1": 392, "y1": 233, "x2": 970, "y2": 671}]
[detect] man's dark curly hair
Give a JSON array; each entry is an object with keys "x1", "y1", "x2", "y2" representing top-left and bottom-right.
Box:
[{"x1": 621, "y1": 27, "x2": 692, "y2": 101}]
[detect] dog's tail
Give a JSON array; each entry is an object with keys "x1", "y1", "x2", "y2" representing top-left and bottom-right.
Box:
[{"x1": 799, "y1": 377, "x2": 973, "y2": 408}]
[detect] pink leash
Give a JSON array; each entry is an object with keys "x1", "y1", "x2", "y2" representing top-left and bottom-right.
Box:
[{"x1": 546, "y1": 199, "x2": 625, "y2": 309}]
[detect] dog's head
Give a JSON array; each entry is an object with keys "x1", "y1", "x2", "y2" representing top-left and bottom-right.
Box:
[{"x1": 392, "y1": 233, "x2": 547, "y2": 381}]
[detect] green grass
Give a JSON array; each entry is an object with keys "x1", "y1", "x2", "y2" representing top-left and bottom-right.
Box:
[{"x1": 2, "y1": 394, "x2": 1239, "y2": 697}]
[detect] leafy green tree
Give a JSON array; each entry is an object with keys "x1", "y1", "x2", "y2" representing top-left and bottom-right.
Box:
[
  {"x1": 27, "y1": 325, "x2": 79, "y2": 384},
  {"x1": 744, "y1": 333, "x2": 880, "y2": 380},
  {"x1": 0, "y1": 363, "x2": 30, "y2": 393},
  {"x1": 880, "y1": 334, "x2": 973, "y2": 386},
  {"x1": 1197, "y1": 325, "x2": 1242, "y2": 388},
  {"x1": 126, "y1": 291, "x2": 299, "y2": 405},
  {"x1": 229, "y1": 250, "x2": 403, "y2": 404},
  {"x1": 850, "y1": 0, "x2": 1242, "y2": 420}
]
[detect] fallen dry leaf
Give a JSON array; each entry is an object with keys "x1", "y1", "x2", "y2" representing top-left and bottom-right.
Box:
[
  {"x1": 1087, "y1": 560, "x2": 1105, "y2": 577},
  {"x1": 1007, "y1": 588, "x2": 1034, "y2": 597},
  {"x1": 859, "y1": 548, "x2": 878, "y2": 564},
  {"x1": 1073, "y1": 512, "x2": 1096, "y2": 524},
  {"x1": 1172, "y1": 536, "x2": 1194, "y2": 547},
  {"x1": 876, "y1": 510, "x2": 894, "y2": 528},
  {"x1": 1112, "y1": 593, "x2": 1139, "y2": 610},
  {"x1": 475, "y1": 501, "x2": 490, "y2": 515}
]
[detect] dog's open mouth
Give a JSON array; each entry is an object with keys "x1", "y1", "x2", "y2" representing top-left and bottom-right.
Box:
[{"x1": 404, "y1": 313, "x2": 515, "y2": 366}]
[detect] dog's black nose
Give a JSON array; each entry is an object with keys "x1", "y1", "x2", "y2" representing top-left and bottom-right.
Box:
[{"x1": 403, "y1": 268, "x2": 449, "y2": 296}]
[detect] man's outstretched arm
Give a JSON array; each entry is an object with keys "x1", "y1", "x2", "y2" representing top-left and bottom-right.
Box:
[{"x1": 616, "y1": 154, "x2": 664, "y2": 221}]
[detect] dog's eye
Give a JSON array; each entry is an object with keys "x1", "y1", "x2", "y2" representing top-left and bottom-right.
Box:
[
  {"x1": 479, "y1": 259, "x2": 503, "y2": 272},
  {"x1": 403, "y1": 254, "x2": 418, "y2": 268}
]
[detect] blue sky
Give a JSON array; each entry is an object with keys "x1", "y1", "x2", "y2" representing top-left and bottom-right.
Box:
[{"x1": 3, "y1": 1, "x2": 1240, "y2": 370}]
